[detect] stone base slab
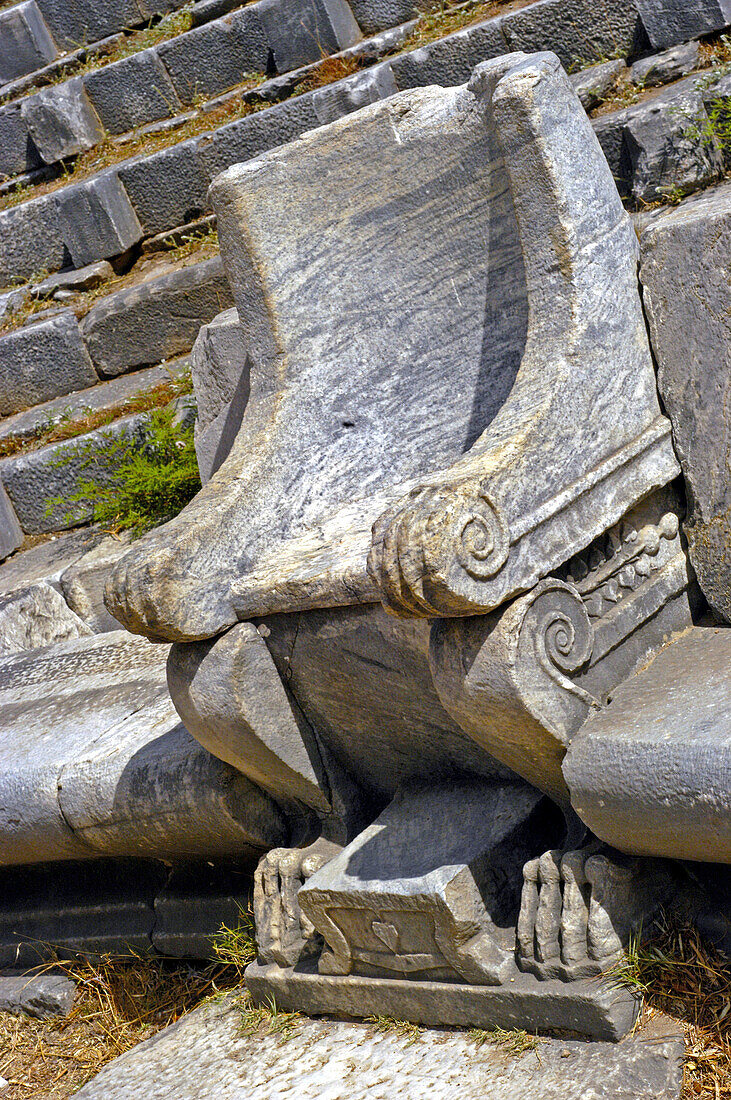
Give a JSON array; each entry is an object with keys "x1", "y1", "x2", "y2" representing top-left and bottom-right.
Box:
[{"x1": 246, "y1": 960, "x2": 641, "y2": 1042}]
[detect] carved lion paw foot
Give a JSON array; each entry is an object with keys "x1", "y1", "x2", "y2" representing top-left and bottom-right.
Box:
[
  {"x1": 367, "y1": 483, "x2": 509, "y2": 618},
  {"x1": 516, "y1": 847, "x2": 674, "y2": 981},
  {"x1": 253, "y1": 838, "x2": 342, "y2": 968}
]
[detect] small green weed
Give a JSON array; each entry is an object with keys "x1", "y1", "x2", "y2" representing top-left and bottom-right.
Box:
[
  {"x1": 211, "y1": 906, "x2": 258, "y2": 979},
  {"x1": 365, "y1": 1015, "x2": 423, "y2": 1045},
  {"x1": 46, "y1": 397, "x2": 201, "y2": 535},
  {"x1": 240, "y1": 994, "x2": 302, "y2": 1040},
  {"x1": 469, "y1": 1025, "x2": 544, "y2": 1057}
]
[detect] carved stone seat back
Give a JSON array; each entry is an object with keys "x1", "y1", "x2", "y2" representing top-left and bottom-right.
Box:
[{"x1": 107, "y1": 52, "x2": 678, "y2": 644}]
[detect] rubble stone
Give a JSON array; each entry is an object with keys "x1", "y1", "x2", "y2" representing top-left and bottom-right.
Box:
[
  {"x1": 630, "y1": 40, "x2": 700, "y2": 87},
  {"x1": 0, "y1": 974, "x2": 76, "y2": 1019},
  {"x1": 570, "y1": 59, "x2": 625, "y2": 110},
  {"x1": 0, "y1": 581, "x2": 92, "y2": 655}
]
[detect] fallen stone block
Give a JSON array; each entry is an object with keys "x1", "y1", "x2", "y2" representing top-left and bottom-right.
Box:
[
  {"x1": 0, "y1": 526, "x2": 107, "y2": 593},
  {"x1": 0, "y1": 629, "x2": 287, "y2": 865},
  {"x1": 157, "y1": 7, "x2": 270, "y2": 105},
  {"x1": 118, "y1": 141, "x2": 211, "y2": 236},
  {"x1": 564, "y1": 624, "x2": 731, "y2": 863},
  {"x1": 640, "y1": 182, "x2": 731, "y2": 619},
  {"x1": 0, "y1": 482, "x2": 22, "y2": 562},
  {"x1": 0, "y1": 858, "x2": 164, "y2": 968},
  {"x1": 0, "y1": 288, "x2": 30, "y2": 324},
  {"x1": 625, "y1": 82, "x2": 724, "y2": 203},
  {"x1": 501, "y1": 0, "x2": 648, "y2": 70},
  {"x1": 0, "y1": 974, "x2": 76, "y2": 1018},
  {"x1": 634, "y1": 0, "x2": 731, "y2": 51},
  {"x1": 0, "y1": 310, "x2": 97, "y2": 418},
  {"x1": 196, "y1": 92, "x2": 320, "y2": 178},
  {"x1": 0, "y1": 581, "x2": 92, "y2": 654},
  {"x1": 347, "y1": 0, "x2": 417, "y2": 36},
  {"x1": 34, "y1": 0, "x2": 143, "y2": 52},
  {"x1": 20, "y1": 77, "x2": 104, "y2": 165},
  {"x1": 0, "y1": 103, "x2": 40, "y2": 180},
  {"x1": 73, "y1": 998, "x2": 685, "y2": 1099},
  {"x1": 0, "y1": 192, "x2": 66, "y2": 287},
  {"x1": 32, "y1": 259, "x2": 113, "y2": 298},
  {"x1": 60, "y1": 531, "x2": 135, "y2": 631},
  {"x1": 570, "y1": 58, "x2": 625, "y2": 110},
  {"x1": 0, "y1": 411, "x2": 149, "y2": 533},
  {"x1": 191, "y1": 307, "x2": 248, "y2": 482},
  {"x1": 389, "y1": 18, "x2": 508, "y2": 89},
  {"x1": 84, "y1": 48, "x2": 182, "y2": 136},
  {"x1": 55, "y1": 170, "x2": 143, "y2": 268},
  {"x1": 81, "y1": 256, "x2": 233, "y2": 377},
  {"x1": 257, "y1": 0, "x2": 362, "y2": 75},
  {"x1": 630, "y1": 40, "x2": 700, "y2": 87},
  {"x1": 313, "y1": 61, "x2": 397, "y2": 124},
  {"x1": 0, "y1": 1, "x2": 57, "y2": 86}
]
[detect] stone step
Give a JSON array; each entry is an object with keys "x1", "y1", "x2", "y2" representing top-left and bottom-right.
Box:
[
  {"x1": 0, "y1": 251, "x2": 224, "y2": 417},
  {"x1": 0, "y1": 0, "x2": 657, "y2": 284},
  {"x1": 2, "y1": 0, "x2": 730, "y2": 285},
  {"x1": 72, "y1": 997, "x2": 685, "y2": 1100},
  {"x1": 0, "y1": 0, "x2": 225, "y2": 90}
]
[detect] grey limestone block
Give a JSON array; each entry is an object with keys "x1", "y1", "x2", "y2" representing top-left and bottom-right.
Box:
[
  {"x1": 0, "y1": 482, "x2": 22, "y2": 562},
  {"x1": 257, "y1": 0, "x2": 362, "y2": 75},
  {"x1": 0, "y1": 411, "x2": 149, "y2": 533},
  {"x1": 60, "y1": 532, "x2": 134, "y2": 631},
  {"x1": 347, "y1": 0, "x2": 417, "y2": 36},
  {"x1": 32, "y1": 258, "x2": 113, "y2": 298},
  {"x1": 195, "y1": 91, "x2": 320, "y2": 178},
  {"x1": 0, "y1": 974, "x2": 76, "y2": 1018},
  {"x1": 0, "y1": 1, "x2": 57, "y2": 86},
  {"x1": 630, "y1": 40, "x2": 700, "y2": 88},
  {"x1": 21, "y1": 77, "x2": 104, "y2": 165},
  {"x1": 501, "y1": 0, "x2": 648, "y2": 70},
  {"x1": 190, "y1": 306, "x2": 248, "y2": 483},
  {"x1": 299, "y1": 780, "x2": 552, "y2": 984},
  {"x1": 0, "y1": 103, "x2": 40, "y2": 180},
  {"x1": 0, "y1": 525, "x2": 106, "y2": 592},
  {"x1": 634, "y1": 0, "x2": 731, "y2": 51},
  {"x1": 389, "y1": 17, "x2": 508, "y2": 89},
  {"x1": 118, "y1": 141, "x2": 211, "y2": 235},
  {"x1": 0, "y1": 581, "x2": 93, "y2": 654},
  {"x1": 640, "y1": 183, "x2": 731, "y2": 618},
  {"x1": 83, "y1": 48, "x2": 182, "y2": 136},
  {"x1": 81, "y1": 255, "x2": 234, "y2": 377},
  {"x1": 564, "y1": 624, "x2": 731, "y2": 864},
  {"x1": 0, "y1": 192, "x2": 66, "y2": 286},
  {"x1": 0, "y1": 629, "x2": 287, "y2": 866},
  {"x1": 107, "y1": 54, "x2": 678, "y2": 643},
  {"x1": 157, "y1": 7, "x2": 271, "y2": 106},
  {"x1": 73, "y1": 999, "x2": 683, "y2": 1099},
  {"x1": 570, "y1": 58, "x2": 626, "y2": 111},
  {"x1": 0, "y1": 309, "x2": 97, "y2": 418},
  {"x1": 312, "y1": 61, "x2": 397, "y2": 124},
  {"x1": 625, "y1": 82, "x2": 724, "y2": 204},
  {"x1": 34, "y1": 0, "x2": 143, "y2": 52},
  {"x1": 55, "y1": 170, "x2": 143, "y2": 268}
]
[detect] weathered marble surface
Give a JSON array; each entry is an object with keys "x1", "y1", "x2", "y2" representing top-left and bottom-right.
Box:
[
  {"x1": 0, "y1": 631, "x2": 286, "y2": 866},
  {"x1": 640, "y1": 182, "x2": 731, "y2": 622},
  {"x1": 75, "y1": 998, "x2": 683, "y2": 1099},
  {"x1": 564, "y1": 625, "x2": 731, "y2": 864},
  {"x1": 0, "y1": 581, "x2": 92, "y2": 655},
  {"x1": 108, "y1": 52, "x2": 678, "y2": 642}
]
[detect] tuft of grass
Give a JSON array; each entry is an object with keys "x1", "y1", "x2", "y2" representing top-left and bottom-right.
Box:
[
  {"x1": 612, "y1": 915, "x2": 730, "y2": 1100},
  {"x1": 240, "y1": 994, "x2": 302, "y2": 1040},
  {"x1": 46, "y1": 395, "x2": 201, "y2": 535},
  {"x1": 296, "y1": 54, "x2": 365, "y2": 93},
  {"x1": 0, "y1": 371, "x2": 193, "y2": 460},
  {"x1": 397, "y1": 0, "x2": 509, "y2": 52},
  {"x1": 365, "y1": 1015, "x2": 424, "y2": 1045},
  {"x1": 0, "y1": 949, "x2": 243, "y2": 1098},
  {"x1": 469, "y1": 1025, "x2": 544, "y2": 1057},
  {"x1": 210, "y1": 906, "x2": 258, "y2": 979}
]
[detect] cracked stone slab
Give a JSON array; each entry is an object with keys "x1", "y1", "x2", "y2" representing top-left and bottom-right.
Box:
[
  {"x1": 0, "y1": 526, "x2": 108, "y2": 594},
  {"x1": 0, "y1": 581, "x2": 92, "y2": 655},
  {"x1": 74, "y1": 996, "x2": 684, "y2": 1099},
  {"x1": 0, "y1": 974, "x2": 76, "y2": 1019}
]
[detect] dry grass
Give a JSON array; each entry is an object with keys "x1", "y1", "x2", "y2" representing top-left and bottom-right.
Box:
[
  {"x1": 469, "y1": 1024, "x2": 545, "y2": 1056},
  {"x1": 365, "y1": 1014, "x2": 424, "y2": 1045},
  {"x1": 296, "y1": 54, "x2": 365, "y2": 93},
  {"x1": 398, "y1": 0, "x2": 520, "y2": 52},
  {"x1": 0, "y1": 951, "x2": 244, "y2": 1099},
  {"x1": 0, "y1": 370, "x2": 193, "y2": 460},
  {"x1": 615, "y1": 917, "x2": 730, "y2": 1100}
]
